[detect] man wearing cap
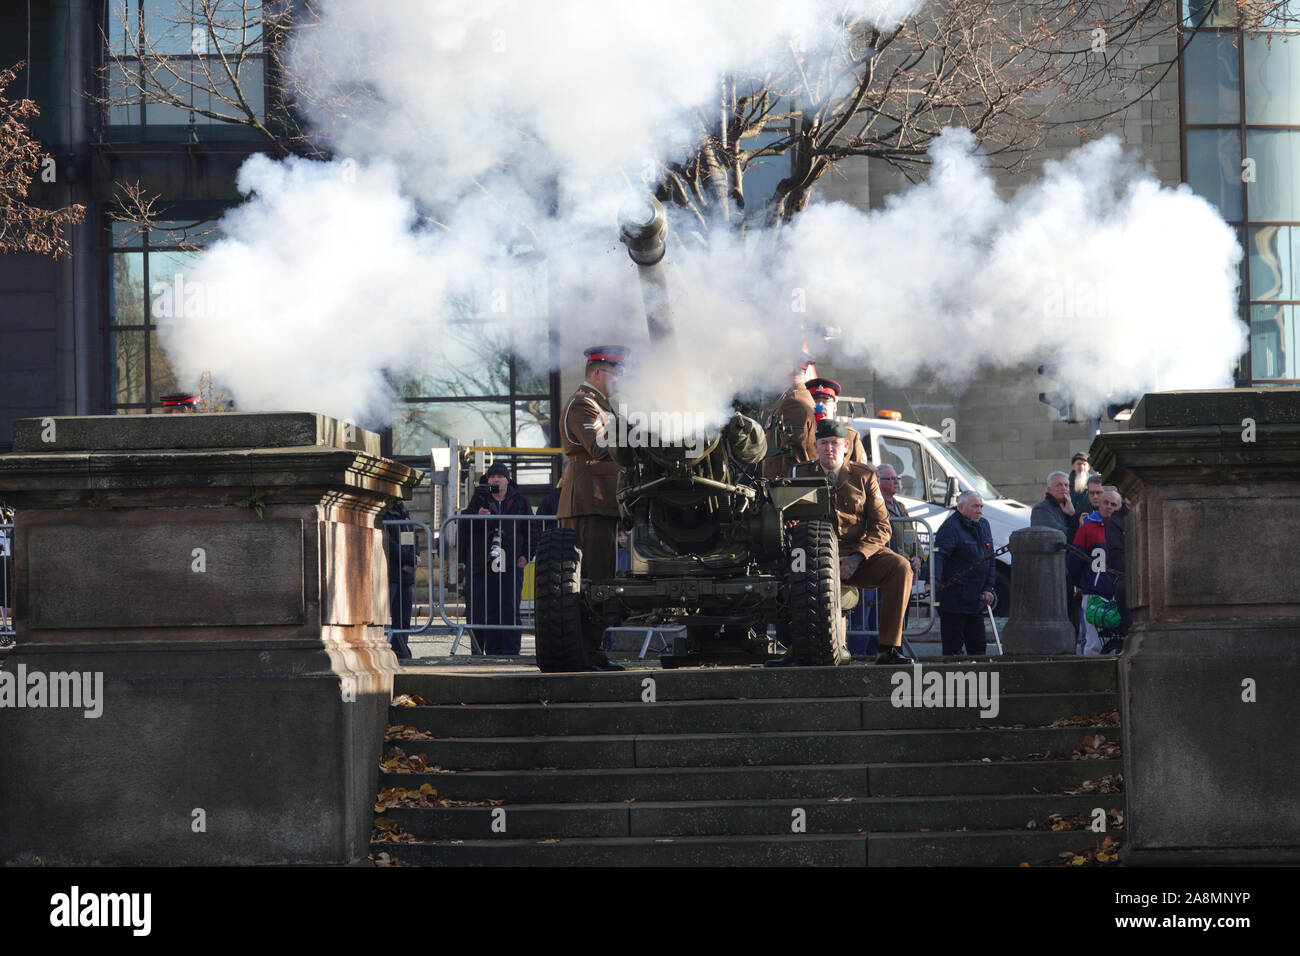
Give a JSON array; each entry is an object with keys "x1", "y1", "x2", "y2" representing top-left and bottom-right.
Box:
[
  {"x1": 557, "y1": 346, "x2": 628, "y2": 670},
  {"x1": 762, "y1": 358, "x2": 819, "y2": 478},
  {"x1": 816, "y1": 419, "x2": 914, "y2": 665},
  {"x1": 805, "y1": 378, "x2": 868, "y2": 465},
  {"x1": 1069, "y1": 453, "x2": 1093, "y2": 517}
]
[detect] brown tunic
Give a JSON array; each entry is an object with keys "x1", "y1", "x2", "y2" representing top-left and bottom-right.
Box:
[
  {"x1": 762, "y1": 383, "x2": 818, "y2": 478},
  {"x1": 557, "y1": 382, "x2": 621, "y2": 519},
  {"x1": 829, "y1": 461, "x2": 892, "y2": 561},
  {"x1": 846, "y1": 425, "x2": 869, "y2": 466}
]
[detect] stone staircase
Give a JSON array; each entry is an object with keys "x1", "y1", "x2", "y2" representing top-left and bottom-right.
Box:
[{"x1": 371, "y1": 660, "x2": 1123, "y2": 866}]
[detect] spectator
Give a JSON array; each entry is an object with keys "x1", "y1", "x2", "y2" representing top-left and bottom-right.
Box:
[
  {"x1": 1031, "y1": 470, "x2": 1079, "y2": 630},
  {"x1": 1067, "y1": 488, "x2": 1122, "y2": 655},
  {"x1": 877, "y1": 464, "x2": 922, "y2": 576},
  {"x1": 382, "y1": 498, "x2": 416, "y2": 660},
  {"x1": 1030, "y1": 471, "x2": 1077, "y2": 536},
  {"x1": 1103, "y1": 485, "x2": 1130, "y2": 642},
  {"x1": 1068, "y1": 452, "x2": 1092, "y2": 516},
  {"x1": 933, "y1": 491, "x2": 997, "y2": 656},
  {"x1": 1085, "y1": 473, "x2": 1104, "y2": 515},
  {"x1": 460, "y1": 462, "x2": 533, "y2": 655}
]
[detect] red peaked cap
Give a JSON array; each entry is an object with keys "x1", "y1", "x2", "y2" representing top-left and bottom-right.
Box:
[
  {"x1": 585, "y1": 345, "x2": 630, "y2": 366},
  {"x1": 805, "y1": 377, "x2": 841, "y2": 398}
]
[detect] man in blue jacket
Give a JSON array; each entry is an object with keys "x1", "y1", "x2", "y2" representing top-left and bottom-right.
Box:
[{"x1": 933, "y1": 491, "x2": 997, "y2": 656}]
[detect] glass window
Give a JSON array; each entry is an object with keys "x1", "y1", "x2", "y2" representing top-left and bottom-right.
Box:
[
  {"x1": 393, "y1": 401, "x2": 513, "y2": 456},
  {"x1": 110, "y1": 329, "x2": 148, "y2": 404},
  {"x1": 1244, "y1": 35, "x2": 1300, "y2": 124},
  {"x1": 110, "y1": 253, "x2": 147, "y2": 325},
  {"x1": 1184, "y1": 0, "x2": 1242, "y2": 28},
  {"x1": 107, "y1": 213, "x2": 221, "y2": 413},
  {"x1": 1248, "y1": 225, "x2": 1299, "y2": 300},
  {"x1": 1185, "y1": 33, "x2": 1242, "y2": 124},
  {"x1": 1250, "y1": 304, "x2": 1297, "y2": 378},
  {"x1": 877, "y1": 436, "x2": 923, "y2": 499},
  {"x1": 105, "y1": 0, "x2": 266, "y2": 129},
  {"x1": 1246, "y1": 130, "x2": 1300, "y2": 221},
  {"x1": 1186, "y1": 129, "x2": 1243, "y2": 221},
  {"x1": 923, "y1": 448, "x2": 948, "y2": 504}
]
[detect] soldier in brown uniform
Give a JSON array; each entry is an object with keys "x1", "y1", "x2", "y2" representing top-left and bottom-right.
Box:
[
  {"x1": 761, "y1": 358, "x2": 818, "y2": 478},
  {"x1": 557, "y1": 345, "x2": 628, "y2": 670},
  {"x1": 814, "y1": 419, "x2": 914, "y2": 665},
  {"x1": 805, "y1": 378, "x2": 868, "y2": 465}
]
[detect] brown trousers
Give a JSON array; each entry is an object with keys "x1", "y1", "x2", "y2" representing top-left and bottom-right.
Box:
[
  {"x1": 844, "y1": 549, "x2": 913, "y2": 648},
  {"x1": 560, "y1": 515, "x2": 617, "y2": 582}
]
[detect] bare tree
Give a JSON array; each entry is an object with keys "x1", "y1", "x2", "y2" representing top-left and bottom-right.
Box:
[
  {"x1": 0, "y1": 62, "x2": 85, "y2": 256},
  {"x1": 655, "y1": 0, "x2": 1297, "y2": 233}
]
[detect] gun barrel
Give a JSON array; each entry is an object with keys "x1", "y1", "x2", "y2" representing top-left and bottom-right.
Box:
[{"x1": 619, "y1": 194, "x2": 674, "y2": 342}]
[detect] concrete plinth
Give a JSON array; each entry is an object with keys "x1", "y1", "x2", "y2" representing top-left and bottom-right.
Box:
[
  {"x1": 1091, "y1": 389, "x2": 1300, "y2": 865},
  {"x1": 1002, "y1": 527, "x2": 1075, "y2": 654},
  {"x1": 0, "y1": 413, "x2": 420, "y2": 864}
]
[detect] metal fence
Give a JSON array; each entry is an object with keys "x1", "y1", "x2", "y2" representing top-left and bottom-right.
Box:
[
  {"x1": 437, "y1": 513, "x2": 556, "y2": 656},
  {"x1": 381, "y1": 518, "x2": 436, "y2": 656}
]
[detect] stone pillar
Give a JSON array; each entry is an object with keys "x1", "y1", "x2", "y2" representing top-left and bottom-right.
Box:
[
  {"x1": 1091, "y1": 389, "x2": 1300, "y2": 864},
  {"x1": 0, "y1": 413, "x2": 419, "y2": 864},
  {"x1": 1002, "y1": 526, "x2": 1075, "y2": 654}
]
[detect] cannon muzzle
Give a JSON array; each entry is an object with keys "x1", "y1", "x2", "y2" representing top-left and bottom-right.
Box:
[{"x1": 619, "y1": 194, "x2": 674, "y2": 342}]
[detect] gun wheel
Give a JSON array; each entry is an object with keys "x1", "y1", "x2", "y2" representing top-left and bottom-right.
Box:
[
  {"x1": 533, "y1": 528, "x2": 591, "y2": 672},
  {"x1": 787, "y1": 520, "x2": 844, "y2": 666}
]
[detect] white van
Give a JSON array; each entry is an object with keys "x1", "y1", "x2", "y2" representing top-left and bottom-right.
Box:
[{"x1": 848, "y1": 414, "x2": 1032, "y2": 604}]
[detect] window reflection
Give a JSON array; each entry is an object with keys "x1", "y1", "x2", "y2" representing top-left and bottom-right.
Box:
[
  {"x1": 1186, "y1": 129, "x2": 1243, "y2": 220},
  {"x1": 1184, "y1": 33, "x2": 1241, "y2": 124},
  {"x1": 1249, "y1": 226, "x2": 1297, "y2": 300}
]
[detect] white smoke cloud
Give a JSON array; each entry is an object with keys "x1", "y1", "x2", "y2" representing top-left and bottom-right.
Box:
[{"x1": 159, "y1": 0, "x2": 1244, "y2": 432}]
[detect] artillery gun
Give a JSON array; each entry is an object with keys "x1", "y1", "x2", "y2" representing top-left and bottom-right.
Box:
[{"x1": 532, "y1": 196, "x2": 842, "y2": 669}]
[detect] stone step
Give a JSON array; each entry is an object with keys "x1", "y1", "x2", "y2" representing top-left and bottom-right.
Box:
[
  {"x1": 383, "y1": 725, "x2": 1114, "y2": 770},
  {"x1": 378, "y1": 758, "x2": 1121, "y2": 803},
  {"x1": 394, "y1": 659, "x2": 1116, "y2": 705},
  {"x1": 380, "y1": 792, "x2": 1118, "y2": 839},
  {"x1": 372, "y1": 828, "x2": 1112, "y2": 867},
  {"x1": 388, "y1": 691, "x2": 1115, "y2": 736}
]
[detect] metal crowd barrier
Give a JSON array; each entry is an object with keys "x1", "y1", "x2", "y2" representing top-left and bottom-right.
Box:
[
  {"x1": 844, "y1": 517, "x2": 940, "y2": 659},
  {"x1": 437, "y1": 513, "x2": 556, "y2": 656},
  {"x1": 0, "y1": 522, "x2": 12, "y2": 641},
  {"x1": 382, "y1": 519, "x2": 436, "y2": 652}
]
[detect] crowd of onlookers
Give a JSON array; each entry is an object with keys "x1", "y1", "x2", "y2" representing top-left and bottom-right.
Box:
[{"x1": 1030, "y1": 452, "x2": 1128, "y2": 655}]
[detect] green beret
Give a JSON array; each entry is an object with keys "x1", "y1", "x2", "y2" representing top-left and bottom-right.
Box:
[{"x1": 816, "y1": 419, "x2": 849, "y2": 440}]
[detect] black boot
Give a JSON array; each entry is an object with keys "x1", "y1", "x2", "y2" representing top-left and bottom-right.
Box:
[{"x1": 874, "y1": 646, "x2": 914, "y2": 665}]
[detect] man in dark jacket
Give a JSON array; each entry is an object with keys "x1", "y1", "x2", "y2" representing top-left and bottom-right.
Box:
[
  {"x1": 383, "y1": 499, "x2": 417, "y2": 660},
  {"x1": 459, "y1": 462, "x2": 533, "y2": 655},
  {"x1": 933, "y1": 492, "x2": 997, "y2": 655},
  {"x1": 1030, "y1": 470, "x2": 1079, "y2": 630}
]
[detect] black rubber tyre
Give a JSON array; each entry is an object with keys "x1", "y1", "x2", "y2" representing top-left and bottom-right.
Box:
[
  {"x1": 533, "y1": 528, "x2": 589, "y2": 673},
  {"x1": 786, "y1": 520, "x2": 843, "y2": 666},
  {"x1": 995, "y1": 562, "x2": 1012, "y2": 615}
]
